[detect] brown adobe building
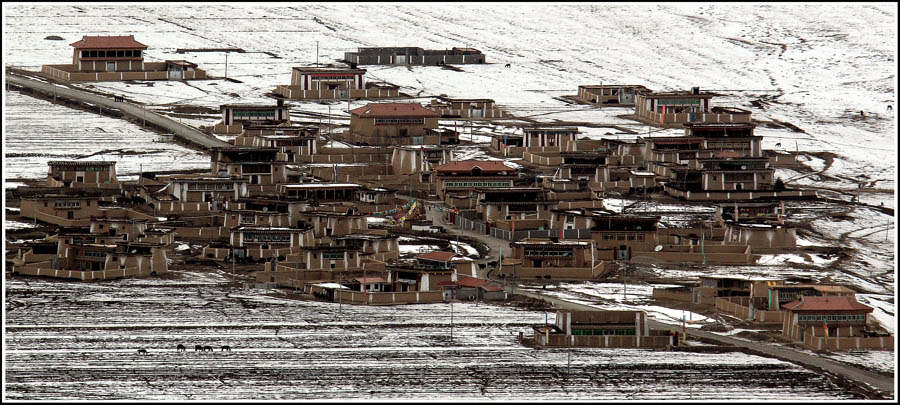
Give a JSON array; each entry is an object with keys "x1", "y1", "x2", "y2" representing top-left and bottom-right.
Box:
[{"x1": 344, "y1": 103, "x2": 457, "y2": 146}]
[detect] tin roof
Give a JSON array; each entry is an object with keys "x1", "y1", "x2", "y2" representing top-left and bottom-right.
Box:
[
  {"x1": 70, "y1": 35, "x2": 147, "y2": 49},
  {"x1": 354, "y1": 277, "x2": 387, "y2": 284},
  {"x1": 781, "y1": 296, "x2": 873, "y2": 312},
  {"x1": 434, "y1": 160, "x2": 513, "y2": 173},
  {"x1": 350, "y1": 103, "x2": 439, "y2": 118},
  {"x1": 48, "y1": 160, "x2": 116, "y2": 166},
  {"x1": 292, "y1": 66, "x2": 367, "y2": 74},
  {"x1": 416, "y1": 251, "x2": 458, "y2": 262}
]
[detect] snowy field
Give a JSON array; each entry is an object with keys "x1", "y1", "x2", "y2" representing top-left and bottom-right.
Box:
[
  {"x1": 522, "y1": 281, "x2": 717, "y2": 328},
  {"x1": 3, "y1": 3, "x2": 894, "y2": 192},
  {"x1": 2, "y1": 3, "x2": 896, "y2": 400},
  {"x1": 3, "y1": 91, "x2": 209, "y2": 181},
  {"x1": 4, "y1": 273, "x2": 861, "y2": 400}
]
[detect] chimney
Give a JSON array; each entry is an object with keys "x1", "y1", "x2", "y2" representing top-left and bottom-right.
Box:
[
  {"x1": 277, "y1": 98, "x2": 284, "y2": 107},
  {"x1": 691, "y1": 87, "x2": 700, "y2": 95}
]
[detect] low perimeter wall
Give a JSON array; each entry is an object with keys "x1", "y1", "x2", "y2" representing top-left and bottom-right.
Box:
[
  {"x1": 715, "y1": 297, "x2": 783, "y2": 324},
  {"x1": 652, "y1": 288, "x2": 693, "y2": 303},
  {"x1": 42, "y1": 64, "x2": 206, "y2": 82},
  {"x1": 274, "y1": 85, "x2": 402, "y2": 100},
  {"x1": 535, "y1": 333, "x2": 674, "y2": 348},
  {"x1": 335, "y1": 290, "x2": 445, "y2": 305},
  {"x1": 13, "y1": 264, "x2": 163, "y2": 281},
  {"x1": 802, "y1": 332, "x2": 894, "y2": 351}
]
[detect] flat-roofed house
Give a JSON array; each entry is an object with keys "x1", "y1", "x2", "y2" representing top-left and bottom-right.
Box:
[
  {"x1": 229, "y1": 225, "x2": 313, "y2": 259},
  {"x1": 532, "y1": 310, "x2": 674, "y2": 348},
  {"x1": 279, "y1": 183, "x2": 362, "y2": 202},
  {"x1": 391, "y1": 145, "x2": 451, "y2": 175},
  {"x1": 274, "y1": 66, "x2": 402, "y2": 100},
  {"x1": 214, "y1": 101, "x2": 292, "y2": 134},
  {"x1": 474, "y1": 187, "x2": 549, "y2": 222},
  {"x1": 167, "y1": 176, "x2": 250, "y2": 208},
  {"x1": 577, "y1": 85, "x2": 650, "y2": 106},
  {"x1": 12, "y1": 233, "x2": 168, "y2": 281},
  {"x1": 234, "y1": 124, "x2": 319, "y2": 160},
  {"x1": 296, "y1": 209, "x2": 368, "y2": 238},
  {"x1": 506, "y1": 239, "x2": 602, "y2": 280},
  {"x1": 209, "y1": 147, "x2": 289, "y2": 187},
  {"x1": 19, "y1": 193, "x2": 103, "y2": 225},
  {"x1": 427, "y1": 97, "x2": 508, "y2": 119},
  {"x1": 634, "y1": 88, "x2": 751, "y2": 127},
  {"x1": 590, "y1": 215, "x2": 660, "y2": 261},
  {"x1": 46, "y1": 161, "x2": 120, "y2": 189},
  {"x1": 344, "y1": 46, "x2": 485, "y2": 66},
  {"x1": 433, "y1": 160, "x2": 517, "y2": 202},
  {"x1": 683, "y1": 123, "x2": 762, "y2": 158},
  {"x1": 522, "y1": 126, "x2": 579, "y2": 150}
]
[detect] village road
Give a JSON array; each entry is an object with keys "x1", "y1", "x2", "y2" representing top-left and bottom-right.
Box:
[
  {"x1": 425, "y1": 201, "x2": 510, "y2": 271},
  {"x1": 510, "y1": 288, "x2": 895, "y2": 398},
  {"x1": 6, "y1": 73, "x2": 231, "y2": 150}
]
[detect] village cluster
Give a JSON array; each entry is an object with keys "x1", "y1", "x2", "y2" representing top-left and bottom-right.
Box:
[{"x1": 7, "y1": 35, "x2": 893, "y2": 353}]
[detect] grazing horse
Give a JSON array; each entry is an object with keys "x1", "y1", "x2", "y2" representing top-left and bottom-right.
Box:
[
  {"x1": 194, "y1": 344, "x2": 204, "y2": 352},
  {"x1": 137, "y1": 348, "x2": 148, "y2": 355},
  {"x1": 221, "y1": 345, "x2": 232, "y2": 352},
  {"x1": 774, "y1": 142, "x2": 782, "y2": 148},
  {"x1": 504, "y1": 63, "x2": 511, "y2": 68},
  {"x1": 176, "y1": 344, "x2": 186, "y2": 352},
  {"x1": 203, "y1": 345, "x2": 214, "y2": 352}
]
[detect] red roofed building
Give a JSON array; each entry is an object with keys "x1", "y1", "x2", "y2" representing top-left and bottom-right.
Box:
[
  {"x1": 42, "y1": 35, "x2": 206, "y2": 82},
  {"x1": 69, "y1": 35, "x2": 147, "y2": 72},
  {"x1": 781, "y1": 296, "x2": 887, "y2": 349},
  {"x1": 433, "y1": 160, "x2": 517, "y2": 203},
  {"x1": 345, "y1": 103, "x2": 456, "y2": 146},
  {"x1": 443, "y1": 276, "x2": 507, "y2": 301},
  {"x1": 416, "y1": 251, "x2": 458, "y2": 265}
]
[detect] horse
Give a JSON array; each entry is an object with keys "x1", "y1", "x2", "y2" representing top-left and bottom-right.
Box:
[
  {"x1": 774, "y1": 142, "x2": 782, "y2": 148},
  {"x1": 194, "y1": 344, "x2": 204, "y2": 352},
  {"x1": 504, "y1": 63, "x2": 511, "y2": 68},
  {"x1": 176, "y1": 344, "x2": 186, "y2": 352},
  {"x1": 137, "y1": 348, "x2": 148, "y2": 355},
  {"x1": 221, "y1": 345, "x2": 232, "y2": 352},
  {"x1": 203, "y1": 345, "x2": 214, "y2": 352}
]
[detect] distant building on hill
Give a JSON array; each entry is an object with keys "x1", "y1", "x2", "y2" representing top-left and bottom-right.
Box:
[{"x1": 343, "y1": 47, "x2": 485, "y2": 66}]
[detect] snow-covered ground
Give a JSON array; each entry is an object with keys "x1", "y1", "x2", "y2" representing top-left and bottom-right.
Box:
[
  {"x1": 522, "y1": 281, "x2": 717, "y2": 328},
  {"x1": 2, "y1": 3, "x2": 896, "y2": 399},
  {"x1": 4, "y1": 274, "x2": 861, "y2": 400},
  {"x1": 5, "y1": 3, "x2": 893, "y2": 191},
  {"x1": 4, "y1": 91, "x2": 209, "y2": 180}
]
